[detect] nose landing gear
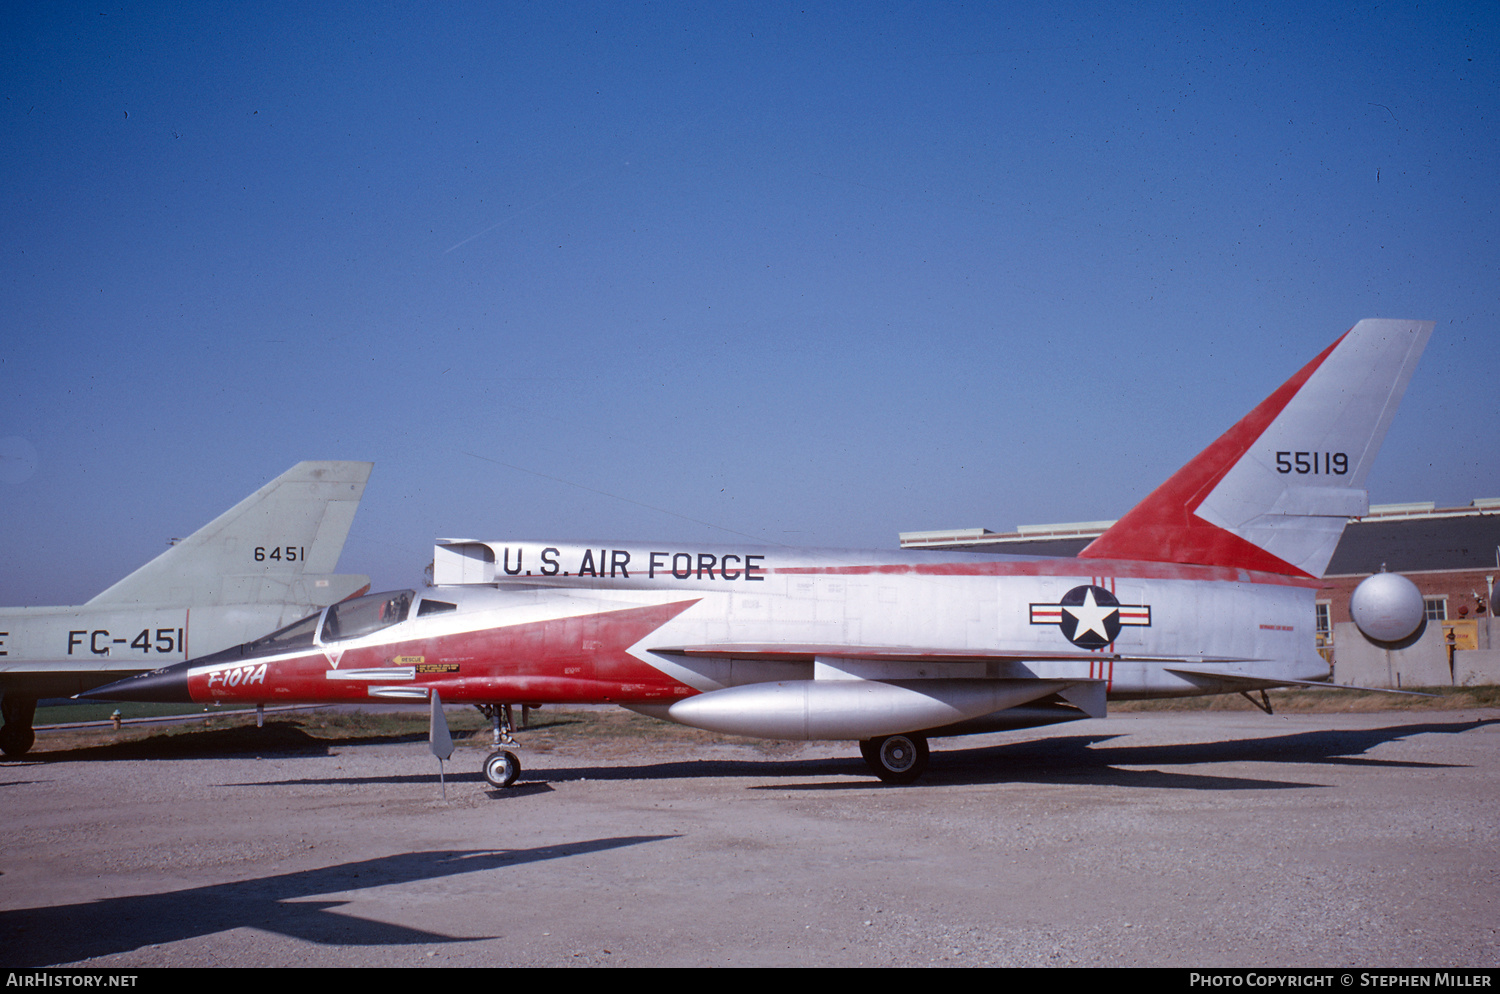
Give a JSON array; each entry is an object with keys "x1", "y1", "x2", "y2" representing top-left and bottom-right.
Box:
[
  {"x1": 482, "y1": 747, "x2": 521, "y2": 788},
  {"x1": 476, "y1": 703, "x2": 522, "y2": 788}
]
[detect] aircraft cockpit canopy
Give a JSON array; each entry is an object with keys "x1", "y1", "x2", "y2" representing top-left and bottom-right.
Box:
[
  {"x1": 320, "y1": 589, "x2": 414, "y2": 643},
  {"x1": 242, "y1": 611, "x2": 321, "y2": 657},
  {"x1": 236, "y1": 590, "x2": 417, "y2": 658}
]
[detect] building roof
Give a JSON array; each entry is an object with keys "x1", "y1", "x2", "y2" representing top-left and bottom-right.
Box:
[
  {"x1": 1324, "y1": 513, "x2": 1500, "y2": 575},
  {"x1": 901, "y1": 501, "x2": 1500, "y2": 576}
]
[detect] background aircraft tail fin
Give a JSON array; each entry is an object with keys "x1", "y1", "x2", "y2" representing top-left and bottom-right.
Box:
[
  {"x1": 86, "y1": 461, "x2": 373, "y2": 608},
  {"x1": 1078, "y1": 319, "x2": 1432, "y2": 577}
]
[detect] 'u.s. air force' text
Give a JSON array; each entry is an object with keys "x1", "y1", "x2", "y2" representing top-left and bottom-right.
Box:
[{"x1": 495, "y1": 547, "x2": 765, "y2": 581}]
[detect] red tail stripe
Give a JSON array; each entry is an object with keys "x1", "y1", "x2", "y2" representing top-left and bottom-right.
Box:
[{"x1": 1076, "y1": 331, "x2": 1348, "y2": 576}]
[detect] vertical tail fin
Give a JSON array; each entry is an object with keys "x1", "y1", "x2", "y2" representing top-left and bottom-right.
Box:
[
  {"x1": 1079, "y1": 320, "x2": 1432, "y2": 577},
  {"x1": 85, "y1": 461, "x2": 373, "y2": 607}
]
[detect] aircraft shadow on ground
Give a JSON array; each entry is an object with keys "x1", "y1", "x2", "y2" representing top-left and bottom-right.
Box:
[
  {"x1": 232, "y1": 767, "x2": 501, "y2": 787},
  {"x1": 14, "y1": 720, "x2": 447, "y2": 763},
  {"x1": 533, "y1": 716, "x2": 1497, "y2": 793},
  {"x1": 14, "y1": 715, "x2": 584, "y2": 765},
  {"x1": 18, "y1": 717, "x2": 1493, "y2": 795},
  {"x1": 907, "y1": 716, "x2": 1494, "y2": 789},
  {"x1": 2, "y1": 837, "x2": 674, "y2": 966}
]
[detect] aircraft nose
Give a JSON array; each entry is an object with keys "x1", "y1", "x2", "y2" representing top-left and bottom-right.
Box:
[{"x1": 87, "y1": 662, "x2": 194, "y2": 703}]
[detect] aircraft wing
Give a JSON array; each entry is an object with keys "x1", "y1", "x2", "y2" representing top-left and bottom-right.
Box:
[
  {"x1": 644, "y1": 644, "x2": 1272, "y2": 732},
  {"x1": 656, "y1": 644, "x2": 1262, "y2": 665},
  {"x1": 1163, "y1": 666, "x2": 1435, "y2": 697}
]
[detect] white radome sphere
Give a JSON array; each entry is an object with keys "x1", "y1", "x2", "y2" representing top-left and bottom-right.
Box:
[{"x1": 1350, "y1": 572, "x2": 1426, "y2": 643}]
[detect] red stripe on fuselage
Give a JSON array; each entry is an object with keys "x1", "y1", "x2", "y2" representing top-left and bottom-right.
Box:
[
  {"x1": 772, "y1": 559, "x2": 1320, "y2": 587},
  {"x1": 189, "y1": 599, "x2": 703, "y2": 706}
]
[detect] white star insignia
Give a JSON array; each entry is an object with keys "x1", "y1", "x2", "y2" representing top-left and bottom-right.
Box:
[{"x1": 1064, "y1": 588, "x2": 1118, "y2": 643}]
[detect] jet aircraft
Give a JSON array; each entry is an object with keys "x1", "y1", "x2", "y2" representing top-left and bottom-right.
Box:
[
  {"x1": 0, "y1": 461, "x2": 372, "y2": 756},
  {"x1": 93, "y1": 321, "x2": 1433, "y2": 785}
]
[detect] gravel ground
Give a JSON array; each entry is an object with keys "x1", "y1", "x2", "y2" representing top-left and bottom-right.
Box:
[{"x1": 2, "y1": 708, "x2": 1497, "y2": 968}]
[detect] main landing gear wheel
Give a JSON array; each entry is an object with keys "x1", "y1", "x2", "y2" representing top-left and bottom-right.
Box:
[
  {"x1": 482, "y1": 749, "x2": 521, "y2": 788},
  {"x1": 0, "y1": 723, "x2": 34, "y2": 758},
  {"x1": 861, "y1": 733, "x2": 929, "y2": 785},
  {"x1": 1, "y1": 695, "x2": 37, "y2": 758}
]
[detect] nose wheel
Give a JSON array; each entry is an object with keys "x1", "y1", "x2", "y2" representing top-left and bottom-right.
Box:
[
  {"x1": 475, "y1": 703, "x2": 524, "y2": 789},
  {"x1": 482, "y1": 749, "x2": 521, "y2": 788},
  {"x1": 860, "y1": 733, "x2": 929, "y2": 784}
]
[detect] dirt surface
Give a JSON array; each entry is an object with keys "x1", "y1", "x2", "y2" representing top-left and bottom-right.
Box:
[{"x1": 3, "y1": 708, "x2": 1498, "y2": 968}]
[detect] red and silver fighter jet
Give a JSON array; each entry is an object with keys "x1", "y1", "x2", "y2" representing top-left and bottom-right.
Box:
[{"x1": 93, "y1": 320, "x2": 1433, "y2": 786}]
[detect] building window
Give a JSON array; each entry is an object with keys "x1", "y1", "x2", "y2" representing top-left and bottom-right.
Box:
[
  {"x1": 1315, "y1": 600, "x2": 1334, "y2": 665},
  {"x1": 1315, "y1": 602, "x2": 1332, "y2": 646},
  {"x1": 1424, "y1": 597, "x2": 1447, "y2": 622}
]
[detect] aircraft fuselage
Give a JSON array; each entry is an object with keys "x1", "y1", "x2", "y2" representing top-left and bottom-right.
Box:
[{"x1": 142, "y1": 542, "x2": 1327, "y2": 717}]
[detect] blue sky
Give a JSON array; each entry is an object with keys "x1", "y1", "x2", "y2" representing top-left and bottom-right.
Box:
[{"x1": 3, "y1": 1, "x2": 1496, "y2": 605}]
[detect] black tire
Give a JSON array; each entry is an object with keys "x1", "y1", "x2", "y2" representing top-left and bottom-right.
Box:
[
  {"x1": 863, "y1": 733, "x2": 928, "y2": 784},
  {"x1": 0, "y1": 723, "x2": 34, "y2": 758},
  {"x1": 0, "y1": 695, "x2": 36, "y2": 758},
  {"x1": 482, "y1": 749, "x2": 521, "y2": 788}
]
